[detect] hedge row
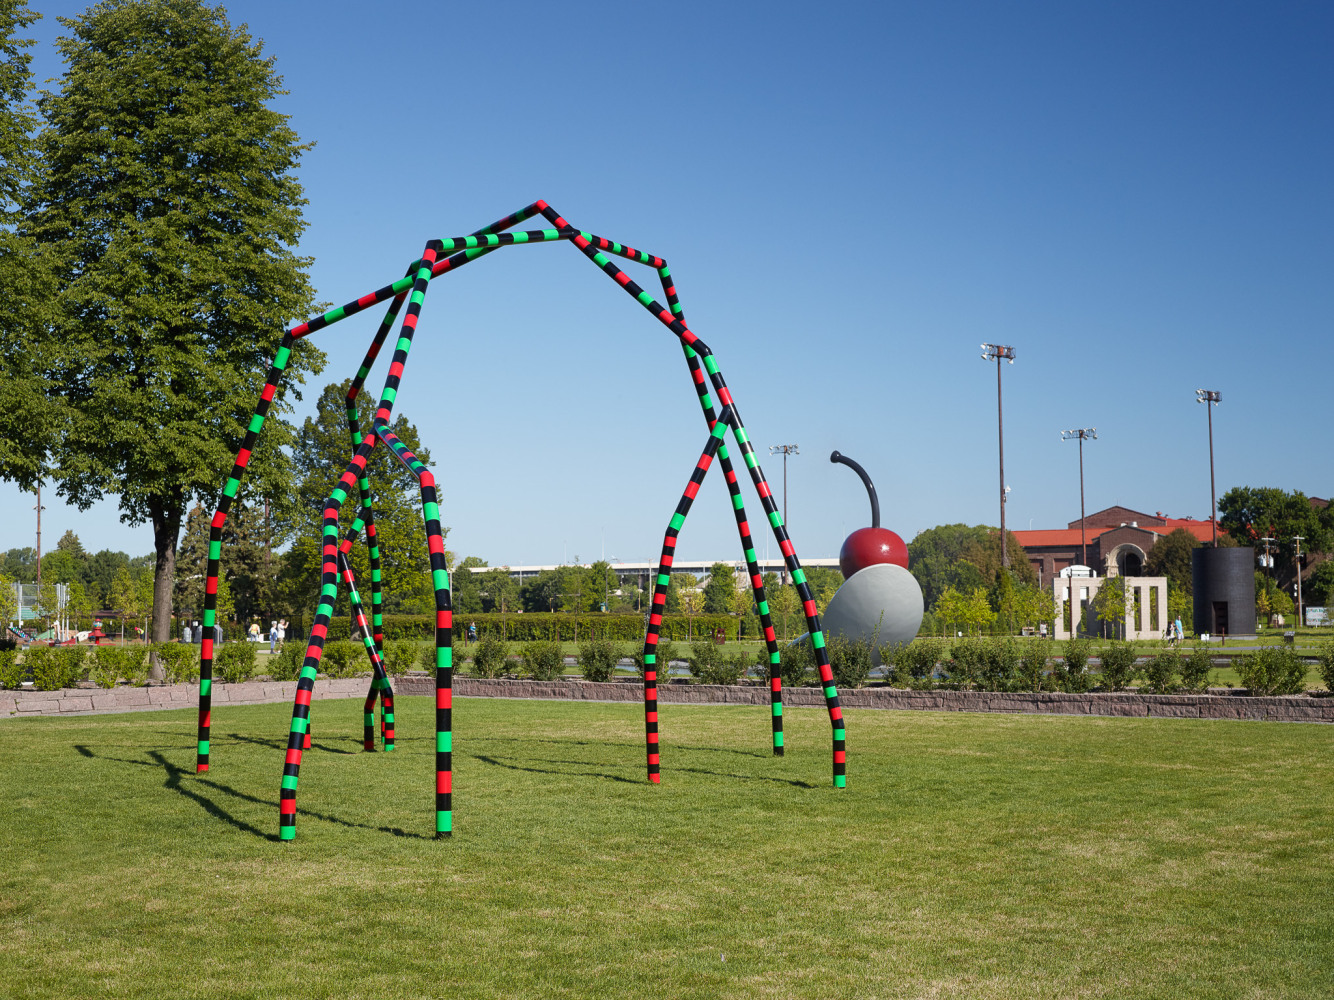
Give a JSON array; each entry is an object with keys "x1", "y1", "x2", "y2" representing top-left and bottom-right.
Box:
[{"x1": 304, "y1": 612, "x2": 770, "y2": 644}]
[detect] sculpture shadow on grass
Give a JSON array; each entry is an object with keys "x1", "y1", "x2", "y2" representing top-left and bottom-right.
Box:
[
  {"x1": 71, "y1": 744, "x2": 430, "y2": 841},
  {"x1": 469, "y1": 750, "x2": 817, "y2": 789}
]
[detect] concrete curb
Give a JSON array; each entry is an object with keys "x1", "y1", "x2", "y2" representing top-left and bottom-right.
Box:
[{"x1": 3, "y1": 675, "x2": 1332, "y2": 724}]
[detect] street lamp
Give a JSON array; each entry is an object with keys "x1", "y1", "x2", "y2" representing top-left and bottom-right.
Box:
[
  {"x1": 1195, "y1": 389, "x2": 1221, "y2": 546},
  {"x1": 769, "y1": 444, "x2": 799, "y2": 583},
  {"x1": 1060, "y1": 428, "x2": 1097, "y2": 569},
  {"x1": 981, "y1": 344, "x2": 1016, "y2": 569},
  {"x1": 1294, "y1": 535, "x2": 1305, "y2": 628}
]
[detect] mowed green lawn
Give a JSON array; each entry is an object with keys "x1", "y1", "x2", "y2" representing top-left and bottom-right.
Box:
[{"x1": 1, "y1": 698, "x2": 1331, "y2": 999}]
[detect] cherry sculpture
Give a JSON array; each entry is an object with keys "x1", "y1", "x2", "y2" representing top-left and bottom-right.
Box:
[{"x1": 818, "y1": 451, "x2": 924, "y2": 655}]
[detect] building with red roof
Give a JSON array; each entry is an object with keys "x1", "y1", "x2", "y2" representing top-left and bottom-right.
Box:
[{"x1": 1013, "y1": 505, "x2": 1221, "y2": 589}]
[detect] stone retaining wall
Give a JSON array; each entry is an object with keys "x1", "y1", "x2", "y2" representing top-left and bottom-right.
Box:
[{"x1": 4, "y1": 675, "x2": 1331, "y2": 724}]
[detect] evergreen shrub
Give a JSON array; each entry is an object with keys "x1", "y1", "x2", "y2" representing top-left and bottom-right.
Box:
[
  {"x1": 1099, "y1": 641, "x2": 1139, "y2": 691},
  {"x1": 27, "y1": 646, "x2": 86, "y2": 691},
  {"x1": 90, "y1": 646, "x2": 148, "y2": 688},
  {"x1": 470, "y1": 636, "x2": 508, "y2": 678},
  {"x1": 153, "y1": 643, "x2": 197, "y2": 684},
  {"x1": 826, "y1": 635, "x2": 875, "y2": 690},
  {"x1": 1236, "y1": 645, "x2": 1306, "y2": 696},
  {"x1": 270, "y1": 642, "x2": 303, "y2": 681},
  {"x1": 577, "y1": 638, "x2": 621, "y2": 682},
  {"x1": 1059, "y1": 637, "x2": 1094, "y2": 693},
  {"x1": 1017, "y1": 639, "x2": 1053, "y2": 692},
  {"x1": 320, "y1": 641, "x2": 360, "y2": 678},
  {"x1": 381, "y1": 641, "x2": 417, "y2": 678},
  {"x1": 521, "y1": 639, "x2": 564, "y2": 681},
  {"x1": 215, "y1": 642, "x2": 257, "y2": 684},
  {"x1": 0, "y1": 647, "x2": 26, "y2": 690},
  {"x1": 1142, "y1": 649, "x2": 1180, "y2": 694},
  {"x1": 978, "y1": 637, "x2": 1021, "y2": 691},
  {"x1": 1179, "y1": 644, "x2": 1213, "y2": 692},
  {"x1": 1316, "y1": 639, "x2": 1334, "y2": 694}
]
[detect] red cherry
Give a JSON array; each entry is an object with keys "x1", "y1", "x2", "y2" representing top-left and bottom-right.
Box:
[{"x1": 839, "y1": 526, "x2": 908, "y2": 579}]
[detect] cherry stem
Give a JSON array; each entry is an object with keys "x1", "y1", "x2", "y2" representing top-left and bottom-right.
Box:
[{"x1": 830, "y1": 451, "x2": 880, "y2": 528}]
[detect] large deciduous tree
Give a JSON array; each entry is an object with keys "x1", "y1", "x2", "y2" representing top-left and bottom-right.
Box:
[
  {"x1": 1218, "y1": 487, "x2": 1331, "y2": 565},
  {"x1": 0, "y1": 2, "x2": 58, "y2": 486},
  {"x1": 277, "y1": 381, "x2": 440, "y2": 619},
  {"x1": 13, "y1": 0, "x2": 323, "y2": 643},
  {"x1": 907, "y1": 523, "x2": 1036, "y2": 610}
]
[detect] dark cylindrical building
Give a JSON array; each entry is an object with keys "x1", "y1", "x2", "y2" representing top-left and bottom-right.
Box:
[{"x1": 1192, "y1": 547, "x2": 1256, "y2": 638}]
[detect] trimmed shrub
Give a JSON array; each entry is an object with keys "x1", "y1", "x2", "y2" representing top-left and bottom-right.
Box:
[
  {"x1": 633, "y1": 641, "x2": 677, "y2": 683},
  {"x1": 320, "y1": 640, "x2": 361, "y2": 678},
  {"x1": 700, "y1": 652, "x2": 746, "y2": 686},
  {"x1": 153, "y1": 643, "x2": 198, "y2": 685},
  {"x1": 28, "y1": 645, "x2": 86, "y2": 691},
  {"x1": 1316, "y1": 639, "x2": 1334, "y2": 694},
  {"x1": 0, "y1": 646, "x2": 26, "y2": 690},
  {"x1": 896, "y1": 637, "x2": 944, "y2": 689},
  {"x1": 1142, "y1": 649, "x2": 1180, "y2": 694},
  {"x1": 1099, "y1": 641, "x2": 1139, "y2": 692},
  {"x1": 978, "y1": 637, "x2": 1021, "y2": 692},
  {"x1": 470, "y1": 636, "x2": 509, "y2": 678},
  {"x1": 520, "y1": 639, "x2": 564, "y2": 681},
  {"x1": 779, "y1": 638, "x2": 814, "y2": 688},
  {"x1": 826, "y1": 635, "x2": 875, "y2": 690},
  {"x1": 686, "y1": 640, "x2": 725, "y2": 682},
  {"x1": 1017, "y1": 639, "x2": 1053, "y2": 692},
  {"x1": 749, "y1": 646, "x2": 776, "y2": 685},
  {"x1": 1236, "y1": 645, "x2": 1306, "y2": 696},
  {"x1": 578, "y1": 638, "x2": 621, "y2": 682},
  {"x1": 270, "y1": 642, "x2": 304, "y2": 681},
  {"x1": 215, "y1": 642, "x2": 257, "y2": 684},
  {"x1": 1179, "y1": 644, "x2": 1213, "y2": 693},
  {"x1": 90, "y1": 646, "x2": 148, "y2": 688},
  {"x1": 382, "y1": 641, "x2": 417, "y2": 678},
  {"x1": 945, "y1": 637, "x2": 986, "y2": 690},
  {"x1": 310, "y1": 610, "x2": 749, "y2": 644},
  {"x1": 1059, "y1": 637, "x2": 1094, "y2": 693}
]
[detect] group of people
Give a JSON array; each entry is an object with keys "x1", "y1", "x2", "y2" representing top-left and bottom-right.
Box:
[{"x1": 267, "y1": 619, "x2": 288, "y2": 653}]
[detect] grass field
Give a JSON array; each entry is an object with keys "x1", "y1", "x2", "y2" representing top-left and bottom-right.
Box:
[{"x1": 2, "y1": 698, "x2": 1332, "y2": 998}]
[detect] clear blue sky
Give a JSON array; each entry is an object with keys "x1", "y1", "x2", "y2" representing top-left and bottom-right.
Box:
[{"x1": 4, "y1": 0, "x2": 1331, "y2": 569}]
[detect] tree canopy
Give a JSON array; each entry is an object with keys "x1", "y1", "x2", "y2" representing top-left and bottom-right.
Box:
[
  {"x1": 1145, "y1": 528, "x2": 1200, "y2": 595},
  {"x1": 1218, "y1": 487, "x2": 1331, "y2": 564},
  {"x1": 907, "y1": 523, "x2": 1036, "y2": 610},
  {"x1": 5, "y1": 0, "x2": 324, "y2": 641},
  {"x1": 277, "y1": 381, "x2": 439, "y2": 619}
]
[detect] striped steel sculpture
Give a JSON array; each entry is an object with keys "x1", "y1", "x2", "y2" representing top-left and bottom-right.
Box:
[{"x1": 193, "y1": 202, "x2": 845, "y2": 841}]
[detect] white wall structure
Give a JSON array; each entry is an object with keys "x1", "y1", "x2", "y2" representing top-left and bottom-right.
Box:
[{"x1": 1052, "y1": 575, "x2": 1168, "y2": 641}]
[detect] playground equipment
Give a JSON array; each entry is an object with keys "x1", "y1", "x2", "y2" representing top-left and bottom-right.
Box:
[{"x1": 194, "y1": 201, "x2": 846, "y2": 840}]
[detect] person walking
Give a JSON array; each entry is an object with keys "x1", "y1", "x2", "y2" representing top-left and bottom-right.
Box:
[{"x1": 269, "y1": 620, "x2": 279, "y2": 654}]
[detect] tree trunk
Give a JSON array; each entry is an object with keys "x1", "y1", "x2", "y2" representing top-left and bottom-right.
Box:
[{"x1": 149, "y1": 495, "x2": 183, "y2": 677}]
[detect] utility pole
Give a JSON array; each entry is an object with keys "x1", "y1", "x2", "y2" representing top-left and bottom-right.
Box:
[
  {"x1": 1294, "y1": 535, "x2": 1305, "y2": 628},
  {"x1": 768, "y1": 444, "x2": 799, "y2": 583},
  {"x1": 982, "y1": 344, "x2": 1016, "y2": 568},
  {"x1": 1061, "y1": 428, "x2": 1097, "y2": 569},
  {"x1": 1195, "y1": 389, "x2": 1221, "y2": 546}
]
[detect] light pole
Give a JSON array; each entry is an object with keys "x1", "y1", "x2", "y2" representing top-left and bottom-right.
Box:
[
  {"x1": 981, "y1": 344, "x2": 1016, "y2": 569},
  {"x1": 1294, "y1": 535, "x2": 1305, "y2": 628},
  {"x1": 1061, "y1": 428, "x2": 1097, "y2": 570},
  {"x1": 1195, "y1": 389, "x2": 1221, "y2": 546},
  {"x1": 769, "y1": 444, "x2": 798, "y2": 583},
  {"x1": 34, "y1": 482, "x2": 45, "y2": 587}
]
